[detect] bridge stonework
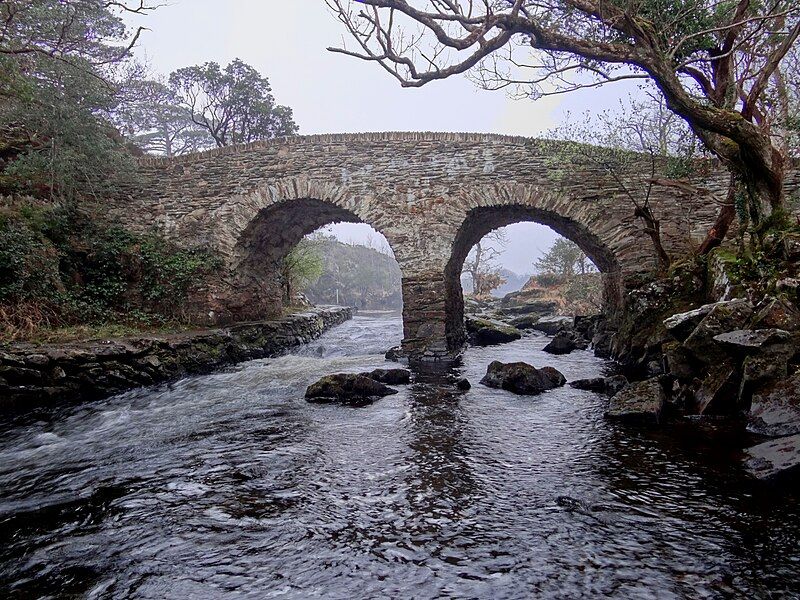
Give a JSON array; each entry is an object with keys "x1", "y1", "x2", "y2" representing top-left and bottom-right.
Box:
[{"x1": 111, "y1": 132, "x2": 799, "y2": 362}]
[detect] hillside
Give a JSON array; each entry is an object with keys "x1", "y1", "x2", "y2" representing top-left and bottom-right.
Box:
[{"x1": 305, "y1": 238, "x2": 402, "y2": 309}]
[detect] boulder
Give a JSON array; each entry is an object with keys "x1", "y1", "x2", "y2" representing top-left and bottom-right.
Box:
[
  {"x1": 543, "y1": 330, "x2": 578, "y2": 355},
  {"x1": 569, "y1": 377, "x2": 606, "y2": 391},
  {"x1": 574, "y1": 315, "x2": 600, "y2": 339},
  {"x1": 682, "y1": 299, "x2": 753, "y2": 364},
  {"x1": 479, "y1": 361, "x2": 566, "y2": 395},
  {"x1": 747, "y1": 372, "x2": 800, "y2": 437},
  {"x1": 305, "y1": 373, "x2": 398, "y2": 406},
  {"x1": 362, "y1": 368, "x2": 411, "y2": 385},
  {"x1": 498, "y1": 300, "x2": 560, "y2": 316},
  {"x1": 455, "y1": 378, "x2": 471, "y2": 391},
  {"x1": 592, "y1": 329, "x2": 614, "y2": 358},
  {"x1": 501, "y1": 289, "x2": 545, "y2": 306},
  {"x1": 662, "y1": 341, "x2": 696, "y2": 380},
  {"x1": 466, "y1": 317, "x2": 522, "y2": 346},
  {"x1": 532, "y1": 316, "x2": 574, "y2": 336},
  {"x1": 604, "y1": 375, "x2": 629, "y2": 396},
  {"x1": 605, "y1": 378, "x2": 666, "y2": 424},
  {"x1": 743, "y1": 434, "x2": 800, "y2": 480},
  {"x1": 740, "y1": 354, "x2": 789, "y2": 394},
  {"x1": 712, "y1": 328, "x2": 792, "y2": 354},
  {"x1": 752, "y1": 295, "x2": 800, "y2": 331}
]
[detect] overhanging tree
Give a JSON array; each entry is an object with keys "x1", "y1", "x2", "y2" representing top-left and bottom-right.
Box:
[
  {"x1": 0, "y1": 0, "x2": 154, "y2": 199},
  {"x1": 327, "y1": 0, "x2": 800, "y2": 234}
]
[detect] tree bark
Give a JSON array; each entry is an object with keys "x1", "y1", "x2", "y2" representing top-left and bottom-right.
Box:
[{"x1": 697, "y1": 176, "x2": 738, "y2": 255}]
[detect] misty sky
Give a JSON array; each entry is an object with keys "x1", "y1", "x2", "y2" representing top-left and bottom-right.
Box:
[{"x1": 127, "y1": 1, "x2": 628, "y2": 273}]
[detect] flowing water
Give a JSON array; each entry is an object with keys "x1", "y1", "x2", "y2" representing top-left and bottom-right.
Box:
[{"x1": 1, "y1": 313, "x2": 799, "y2": 599}]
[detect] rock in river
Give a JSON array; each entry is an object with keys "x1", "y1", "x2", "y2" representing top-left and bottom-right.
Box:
[
  {"x1": 480, "y1": 361, "x2": 566, "y2": 396},
  {"x1": 570, "y1": 375, "x2": 628, "y2": 396},
  {"x1": 682, "y1": 299, "x2": 754, "y2": 364},
  {"x1": 306, "y1": 373, "x2": 398, "y2": 406},
  {"x1": 605, "y1": 378, "x2": 666, "y2": 425},
  {"x1": 531, "y1": 316, "x2": 574, "y2": 336},
  {"x1": 466, "y1": 317, "x2": 522, "y2": 346},
  {"x1": 361, "y1": 368, "x2": 411, "y2": 385},
  {"x1": 543, "y1": 330, "x2": 582, "y2": 355}
]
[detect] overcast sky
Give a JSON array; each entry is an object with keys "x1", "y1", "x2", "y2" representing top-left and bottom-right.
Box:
[{"x1": 128, "y1": 1, "x2": 629, "y2": 274}]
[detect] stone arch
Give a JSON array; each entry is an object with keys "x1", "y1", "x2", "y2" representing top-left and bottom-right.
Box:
[
  {"x1": 208, "y1": 177, "x2": 402, "y2": 322},
  {"x1": 441, "y1": 184, "x2": 638, "y2": 354}
]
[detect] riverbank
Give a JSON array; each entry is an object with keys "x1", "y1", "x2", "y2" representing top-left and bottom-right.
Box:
[{"x1": 0, "y1": 306, "x2": 352, "y2": 411}]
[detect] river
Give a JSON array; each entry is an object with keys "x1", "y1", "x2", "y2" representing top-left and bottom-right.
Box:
[{"x1": 1, "y1": 313, "x2": 798, "y2": 598}]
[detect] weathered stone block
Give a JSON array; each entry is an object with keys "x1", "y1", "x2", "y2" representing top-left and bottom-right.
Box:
[
  {"x1": 748, "y1": 372, "x2": 800, "y2": 437},
  {"x1": 743, "y1": 434, "x2": 800, "y2": 480},
  {"x1": 605, "y1": 378, "x2": 666, "y2": 424}
]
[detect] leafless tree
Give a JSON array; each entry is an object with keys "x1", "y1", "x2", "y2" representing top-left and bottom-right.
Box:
[
  {"x1": 463, "y1": 229, "x2": 508, "y2": 295},
  {"x1": 327, "y1": 0, "x2": 800, "y2": 234}
]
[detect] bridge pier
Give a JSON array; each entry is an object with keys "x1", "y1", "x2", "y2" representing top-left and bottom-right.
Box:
[{"x1": 401, "y1": 272, "x2": 463, "y2": 363}]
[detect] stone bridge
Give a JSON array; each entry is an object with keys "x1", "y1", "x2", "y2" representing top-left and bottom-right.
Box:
[{"x1": 112, "y1": 132, "x2": 798, "y2": 362}]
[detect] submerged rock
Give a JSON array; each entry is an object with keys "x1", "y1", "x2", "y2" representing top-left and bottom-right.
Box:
[
  {"x1": 480, "y1": 361, "x2": 566, "y2": 396},
  {"x1": 605, "y1": 378, "x2": 666, "y2": 424},
  {"x1": 362, "y1": 368, "x2": 411, "y2": 385},
  {"x1": 743, "y1": 434, "x2": 800, "y2": 480},
  {"x1": 305, "y1": 373, "x2": 398, "y2": 406},
  {"x1": 748, "y1": 372, "x2": 800, "y2": 437},
  {"x1": 466, "y1": 317, "x2": 522, "y2": 346}
]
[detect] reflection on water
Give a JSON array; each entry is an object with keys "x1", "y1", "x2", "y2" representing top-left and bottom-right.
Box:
[{"x1": 0, "y1": 312, "x2": 798, "y2": 598}]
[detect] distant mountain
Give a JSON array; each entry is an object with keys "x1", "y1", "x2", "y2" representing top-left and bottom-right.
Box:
[
  {"x1": 461, "y1": 268, "x2": 530, "y2": 297},
  {"x1": 493, "y1": 268, "x2": 530, "y2": 297},
  {"x1": 304, "y1": 237, "x2": 402, "y2": 309}
]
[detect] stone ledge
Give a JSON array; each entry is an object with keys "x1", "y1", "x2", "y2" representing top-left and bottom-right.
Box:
[{"x1": 0, "y1": 306, "x2": 352, "y2": 412}]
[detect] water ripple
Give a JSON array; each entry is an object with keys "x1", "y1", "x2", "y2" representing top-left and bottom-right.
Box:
[{"x1": 0, "y1": 313, "x2": 798, "y2": 598}]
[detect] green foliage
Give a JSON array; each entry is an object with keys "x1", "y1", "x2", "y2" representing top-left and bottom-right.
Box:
[
  {"x1": 304, "y1": 235, "x2": 403, "y2": 309},
  {"x1": 534, "y1": 239, "x2": 595, "y2": 279},
  {"x1": 0, "y1": 220, "x2": 62, "y2": 302},
  {"x1": 280, "y1": 239, "x2": 324, "y2": 304},
  {"x1": 0, "y1": 1, "x2": 146, "y2": 201},
  {"x1": 0, "y1": 199, "x2": 221, "y2": 339},
  {"x1": 167, "y1": 59, "x2": 298, "y2": 148},
  {"x1": 113, "y1": 78, "x2": 213, "y2": 156}
]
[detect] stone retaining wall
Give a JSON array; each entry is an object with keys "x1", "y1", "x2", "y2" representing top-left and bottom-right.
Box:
[{"x1": 0, "y1": 306, "x2": 352, "y2": 411}]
